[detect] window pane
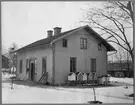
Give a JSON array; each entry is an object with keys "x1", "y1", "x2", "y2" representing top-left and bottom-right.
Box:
[
  {"x1": 63, "y1": 39, "x2": 67, "y2": 47},
  {"x1": 80, "y1": 38, "x2": 83, "y2": 44},
  {"x1": 42, "y1": 57, "x2": 47, "y2": 74},
  {"x1": 34, "y1": 59, "x2": 37, "y2": 74},
  {"x1": 80, "y1": 38, "x2": 87, "y2": 49},
  {"x1": 98, "y1": 44, "x2": 102, "y2": 50}
]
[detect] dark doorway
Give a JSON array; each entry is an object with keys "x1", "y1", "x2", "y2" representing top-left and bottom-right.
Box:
[
  {"x1": 42, "y1": 57, "x2": 47, "y2": 75},
  {"x1": 31, "y1": 63, "x2": 34, "y2": 81}
]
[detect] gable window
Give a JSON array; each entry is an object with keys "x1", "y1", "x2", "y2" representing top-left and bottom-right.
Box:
[
  {"x1": 62, "y1": 39, "x2": 67, "y2": 47},
  {"x1": 20, "y1": 60, "x2": 23, "y2": 73},
  {"x1": 80, "y1": 38, "x2": 87, "y2": 49},
  {"x1": 98, "y1": 44, "x2": 102, "y2": 50}
]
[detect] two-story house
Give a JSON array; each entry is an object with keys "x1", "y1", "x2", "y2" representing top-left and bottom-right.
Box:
[{"x1": 15, "y1": 25, "x2": 116, "y2": 85}]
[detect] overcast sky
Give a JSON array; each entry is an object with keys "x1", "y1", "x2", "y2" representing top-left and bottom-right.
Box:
[
  {"x1": 2, "y1": 1, "x2": 133, "y2": 55},
  {"x1": 2, "y1": 2, "x2": 88, "y2": 51}
]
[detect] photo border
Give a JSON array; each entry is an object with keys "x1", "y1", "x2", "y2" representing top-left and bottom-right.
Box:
[{"x1": 0, "y1": 0, "x2": 134, "y2": 105}]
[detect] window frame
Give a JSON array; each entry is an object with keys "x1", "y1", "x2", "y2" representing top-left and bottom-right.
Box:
[
  {"x1": 42, "y1": 57, "x2": 47, "y2": 75},
  {"x1": 62, "y1": 39, "x2": 68, "y2": 47},
  {"x1": 98, "y1": 44, "x2": 102, "y2": 51},
  {"x1": 91, "y1": 58, "x2": 96, "y2": 73},
  {"x1": 70, "y1": 57, "x2": 77, "y2": 73},
  {"x1": 80, "y1": 38, "x2": 87, "y2": 49},
  {"x1": 34, "y1": 58, "x2": 37, "y2": 74}
]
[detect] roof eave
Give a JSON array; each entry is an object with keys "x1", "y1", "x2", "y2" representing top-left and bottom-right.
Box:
[
  {"x1": 84, "y1": 26, "x2": 116, "y2": 52},
  {"x1": 14, "y1": 43, "x2": 51, "y2": 53}
]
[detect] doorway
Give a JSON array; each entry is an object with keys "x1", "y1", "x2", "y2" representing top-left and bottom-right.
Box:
[
  {"x1": 31, "y1": 63, "x2": 34, "y2": 81},
  {"x1": 28, "y1": 59, "x2": 36, "y2": 82}
]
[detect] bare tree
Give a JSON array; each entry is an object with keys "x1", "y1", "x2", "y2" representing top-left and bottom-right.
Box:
[
  {"x1": 110, "y1": 46, "x2": 132, "y2": 77},
  {"x1": 114, "y1": 47, "x2": 123, "y2": 71},
  {"x1": 80, "y1": 1, "x2": 134, "y2": 70},
  {"x1": 7, "y1": 43, "x2": 18, "y2": 73}
]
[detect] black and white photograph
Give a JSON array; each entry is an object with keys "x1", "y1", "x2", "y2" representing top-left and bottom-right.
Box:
[{"x1": 1, "y1": 1, "x2": 134, "y2": 104}]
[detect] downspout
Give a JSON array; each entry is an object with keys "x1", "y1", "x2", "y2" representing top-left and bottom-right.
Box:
[{"x1": 50, "y1": 43, "x2": 55, "y2": 85}]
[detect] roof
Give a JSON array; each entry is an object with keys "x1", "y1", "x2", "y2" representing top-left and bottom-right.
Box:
[
  {"x1": 2, "y1": 55, "x2": 9, "y2": 60},
  {"x1": 82, "y1": 73, "x2": 87, "y2": 75},
  {"x1": 68, "y1": 72, "x2": 75, "y2": 76},
  {"x1": 15, "y1": 25, "x2": 116, "y2": 52}
]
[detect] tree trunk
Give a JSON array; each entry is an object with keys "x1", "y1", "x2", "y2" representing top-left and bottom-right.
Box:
[
  {"x1": 93, "y1": 87, "x2": 96, "y2": 101},
  {"x1": 130, "y1": 51, "x2": 134, "y2": 77}
]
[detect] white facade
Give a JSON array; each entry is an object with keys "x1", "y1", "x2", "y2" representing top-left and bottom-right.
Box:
[
  {"x1": 16, "y1": 28, "x2": 109, "y2": 85},
  {"x1": 54, "y1": 29, "x2": 107, "y2": 84}
]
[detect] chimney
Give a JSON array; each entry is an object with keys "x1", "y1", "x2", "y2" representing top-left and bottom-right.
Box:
[
  {"x1": 54, "y1": 27, "x2": 62, "y2": 36},
  {"x1": 47, "y1": 30, "x2": 53, "y2": 38}
]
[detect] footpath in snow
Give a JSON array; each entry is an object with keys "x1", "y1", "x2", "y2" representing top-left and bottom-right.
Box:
[{"x1": 2, "y1": 73, "x2": 134, "y2": 103}]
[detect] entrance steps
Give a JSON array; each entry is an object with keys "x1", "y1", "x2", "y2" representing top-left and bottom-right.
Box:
[{"x1": 38, "y1": 72, "x2": 48, "y2": 84}]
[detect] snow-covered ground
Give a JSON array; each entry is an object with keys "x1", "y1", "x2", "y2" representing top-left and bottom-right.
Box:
[
  {"x1": 110, "y1": 77, "x2": 133, "y2": 85},
  {"x1": 2, "y1": 73, "x2": 133, "y2": 103}
]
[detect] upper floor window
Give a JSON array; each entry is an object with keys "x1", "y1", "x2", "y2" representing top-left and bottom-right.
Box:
[
  {"x1": 98, "y1": 44, "x2": 102, "y2": 51},
  {"x1": 62, "y1": 39, "x2": 67, "y2": 47},
  {"x1": 80, "y1": 38, "x2": 87, "y2": 49}
]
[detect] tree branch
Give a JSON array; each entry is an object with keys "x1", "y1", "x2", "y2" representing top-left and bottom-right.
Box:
[{"x1": 107, "y1": 40, "x2": 130, "y2": 52}]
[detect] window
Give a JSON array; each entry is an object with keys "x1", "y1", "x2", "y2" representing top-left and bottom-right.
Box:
[
  {"x1": 20, "y1": 60, "x2": 23, "y2": 73},
  {"x1": 98, "y1": 44, "x2": 102, "y2": 50},
  {"x1": 70, "y1": 57, "x2": 76, "y2": 72},
  {"x1": 42, "y1": 57, "x2": 47, "y2": 74},
  {"x1": 80, "y1": 38, "x2": 87, "y2": 49},
  {"x1": 91, "y1": 58, "x2": 96, "y2": 72},
  {"x1": 26, "y1": 59, "x2": 29, "y2": 69},
  {"x1": 62, "y1": 39, "x2": 67, "y2": 47}
]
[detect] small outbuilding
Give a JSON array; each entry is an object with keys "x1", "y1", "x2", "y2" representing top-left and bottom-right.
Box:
[
  {"x1": 68, "y1": 72, "x2": 76, "y2": 81},
  {"x1": 82, "y1": 73, "x2": 87, "y2": 81},
  {"x1": 87, "y1": 73, "x2": 93, "y2": 81},
  {"x1": 75, "y1": 72, "x2": 83, "y2": 81}
]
